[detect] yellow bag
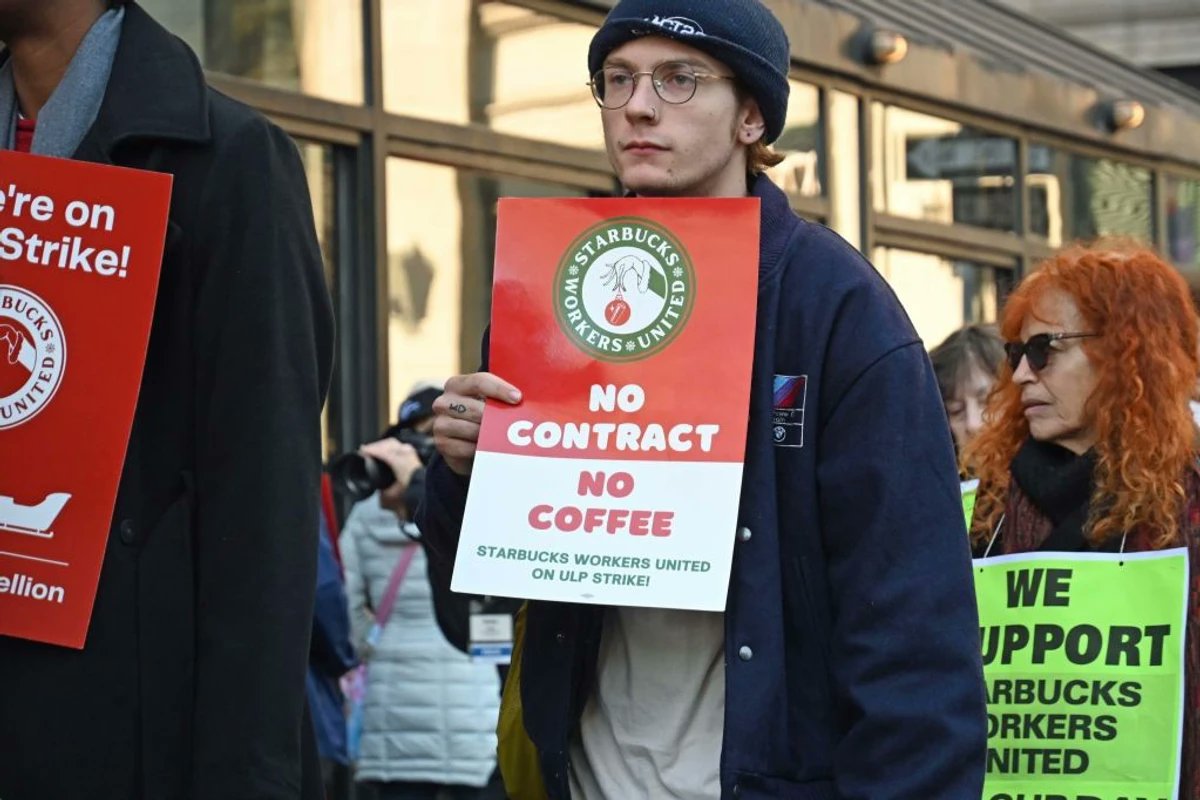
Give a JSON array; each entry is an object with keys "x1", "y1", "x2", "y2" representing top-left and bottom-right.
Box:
[{"x1": 497, "y1": 603, "x2": 550, "y2": 800}]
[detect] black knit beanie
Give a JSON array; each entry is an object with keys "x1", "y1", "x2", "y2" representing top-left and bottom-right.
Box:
[{"x1": 588, "y1": 0, "x2": 792, "y2": 143}]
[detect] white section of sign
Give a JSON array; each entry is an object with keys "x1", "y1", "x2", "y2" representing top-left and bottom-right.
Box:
[
  {"x1": 14, "y1": 338, "x2": 34, "y2": 371},
  {"x1": 0, "y1": 492, "x2": 70, "y2": 538},
  {"x1": 0, "y1": 550, "x2": 69, "y2": 567},
  {"x1": 453, "y1": 452, "x2": 742, "y2": 611}
]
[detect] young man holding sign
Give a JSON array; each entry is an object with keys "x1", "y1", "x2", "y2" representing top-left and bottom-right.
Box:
[
  {"x1": 0, "y1": 1, "x2": 333, "y2": 799},
  {"x1": 413, "y1": 1, "x2": 986, "y2": 797}
]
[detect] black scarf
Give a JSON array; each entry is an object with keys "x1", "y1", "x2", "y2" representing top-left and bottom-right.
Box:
[{"x1": 1010, "y1": 438, "x2": 1120, "y2": 552}]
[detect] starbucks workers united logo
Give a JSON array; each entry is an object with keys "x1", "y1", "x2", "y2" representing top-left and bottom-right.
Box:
[
  {"x1": 0, "y1": 285, "x2": 66, "y2": 430},
  {"x1": 554, "y1": 217, "x2": 695, "y2": 362}
]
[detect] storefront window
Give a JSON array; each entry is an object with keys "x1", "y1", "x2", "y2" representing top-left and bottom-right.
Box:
[
  {"x1": 763, "y1": 81, "x2": 823, "y2": 200},
  {"x1": 1166, "y1": 174, "x2": 1200, "y2": 277},
  {"x1": 296, "y1": 140, "x2": 340, "y2": 459},
  {"x1": 826, "y1": 90, "x2": 860, "y2": 248},
  {"x1": 385, "y1": 158, "x2": 588, "y2": 412},
  {"x1": 872, "y1": 104, "x2": 1017, "y2": 232},
  {"x1": 1028, "y1": 145, "x2": 1152, "y2": 246},
  {"x1": 383, "y1": 1, "x2": 602, "y2": 149},
  {"x1": 872, "y1": 247, "x2": 1003, "y2": 347},
  {"x1": 140, "y1": 0, "x2": 364, "y2": 104}
]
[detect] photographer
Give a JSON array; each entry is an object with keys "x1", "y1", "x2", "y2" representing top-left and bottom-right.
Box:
[
  {"x1": 357, "y1": 386, "x2": 440, "y2": 522},
  {"x1": 327, "y1": 384, "x2": 439, "y2": 522},
  {"x1": 337, "y1": 385, "x2": 504, "y2": 800}
]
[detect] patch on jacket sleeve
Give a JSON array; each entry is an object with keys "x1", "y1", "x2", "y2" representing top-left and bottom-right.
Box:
[{"x1": 772, "y1": 374, "x2": 807, "y2": 448}]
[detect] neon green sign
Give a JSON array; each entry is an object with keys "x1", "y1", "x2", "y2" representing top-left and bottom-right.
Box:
[
  {"x1": 975, "y1": 549, "x2": 1188, "y2": 800},
  {"x1": 962, "y1": 479, "x2": 979, "y2": 530}
]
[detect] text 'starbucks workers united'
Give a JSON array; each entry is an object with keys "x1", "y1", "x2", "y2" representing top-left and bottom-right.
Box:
[
  {"x1": 554, "y1": 217, "x2": 695, "y2": 362},
  {"x1": 454, "y1": 197, "x2": 759, "y2": 611}
]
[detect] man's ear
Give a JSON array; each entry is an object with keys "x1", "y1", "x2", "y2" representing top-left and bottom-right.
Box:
[{"x1": 738, "y1": 97, "x2": 767, "y2": 145}]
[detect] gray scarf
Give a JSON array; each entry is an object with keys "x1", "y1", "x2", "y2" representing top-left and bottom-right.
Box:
[{"x1": 0, "y1": 6, "x2": 124, "y2": 157}]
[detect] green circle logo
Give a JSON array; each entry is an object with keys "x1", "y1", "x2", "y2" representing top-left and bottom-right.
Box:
[{"x1": 554, "y1": 217, "x2": 695, "y2": 362}]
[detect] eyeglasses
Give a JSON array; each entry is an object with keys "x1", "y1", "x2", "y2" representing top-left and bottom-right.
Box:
[
  {"x1": 1004, "y1": 332, "x2": 1098, "y2": 372},
  {"x1": 588, "y1": 62, "x2": 735, "y2": 110}
]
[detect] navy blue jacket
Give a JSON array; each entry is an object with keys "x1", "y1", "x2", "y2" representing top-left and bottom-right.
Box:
[
  {"x1": 306, "y1": 514, "x2": 357, "y2": 765},
  {"x1": 420, "y1": 176, "x2": 987, "y2": 799}
]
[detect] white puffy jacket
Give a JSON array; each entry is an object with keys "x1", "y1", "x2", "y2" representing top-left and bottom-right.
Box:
[{"x1": 339, "y1": 494, "x2": 500, "y2": 786}]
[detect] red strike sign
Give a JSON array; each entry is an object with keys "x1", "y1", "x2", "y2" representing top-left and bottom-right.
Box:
[
  {"x1": 0, "y1": 151, "x2": 171, "y2": 648},
  {"x1": 454, "y1": 198, "x2": 759, "y2": 610}
]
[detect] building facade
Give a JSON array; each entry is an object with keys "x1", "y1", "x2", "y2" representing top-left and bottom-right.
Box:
[
  {"x1": 1000, "y1": 0, "x2": 1200, "y2": 90},
  {"x1": 136, "y1": 0, "x2": 1200, "y2": 458}
]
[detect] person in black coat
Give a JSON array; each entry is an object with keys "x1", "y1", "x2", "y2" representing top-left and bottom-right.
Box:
[{"x1": 0, "y1": 2, "x2": 335, "y2": 799}]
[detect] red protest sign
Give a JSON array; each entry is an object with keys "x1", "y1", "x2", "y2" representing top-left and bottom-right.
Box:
[
  {"x1": 0, "y1": 151, "x2": 171, "y2": 648},
  {"x1": 454, "y1": 198, "x2": 759, "y2": 610}
]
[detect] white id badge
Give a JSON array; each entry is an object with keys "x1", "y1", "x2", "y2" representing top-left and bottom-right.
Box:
[{"x1": 468, "y1": 609, "x2": 514, "y2": 665}]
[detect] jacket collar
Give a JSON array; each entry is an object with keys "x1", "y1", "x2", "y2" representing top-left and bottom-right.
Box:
[
  {"x1": 620, "y1": 174, "x2": 800, "y2": 279},
  {"x1": 750, "y1": 172, "x2": 801, "y2": 281},
  {"x1": 74, "y1": 2, "x2": 210, "y2": 162}
]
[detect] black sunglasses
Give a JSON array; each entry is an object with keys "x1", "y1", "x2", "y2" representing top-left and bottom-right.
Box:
[{"x1": 1004, "y1": 332, "x2": 1098, "y2": 372}]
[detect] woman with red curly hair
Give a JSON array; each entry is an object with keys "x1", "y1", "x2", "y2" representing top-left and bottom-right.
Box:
[{"x1": 965, "y1": 243, "x2": 1200, "y2": 797}]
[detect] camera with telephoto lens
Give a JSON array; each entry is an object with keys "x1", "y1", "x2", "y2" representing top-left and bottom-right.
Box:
[
  {"x1": 327, "y1": 385, "x2": 443, "y2": 502},
  {"x1": 327, "y1": 426, "x2": 436, "y2": 502}
]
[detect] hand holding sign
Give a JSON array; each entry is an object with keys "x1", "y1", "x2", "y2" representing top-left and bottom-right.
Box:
[{"x1": 432, "y1": 371, "x2": 522, "y2": 476}]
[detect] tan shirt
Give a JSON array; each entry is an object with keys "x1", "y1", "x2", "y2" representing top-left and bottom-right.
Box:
[{"x1": 568, "y1": 607, "x2": 725, "y2": 799}]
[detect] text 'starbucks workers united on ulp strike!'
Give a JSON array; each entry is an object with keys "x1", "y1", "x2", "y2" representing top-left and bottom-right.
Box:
[{"x1": 452, "y1": 197, "x2": 760, "y2": 611}]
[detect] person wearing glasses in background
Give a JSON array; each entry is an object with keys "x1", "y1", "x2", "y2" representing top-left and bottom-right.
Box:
[
  {"x1": 418, "y1": 2, "x2": 987, "y2": 797},
  {"x1": 964, "y1": 244, "x2": 1200, "y2": 797}
]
